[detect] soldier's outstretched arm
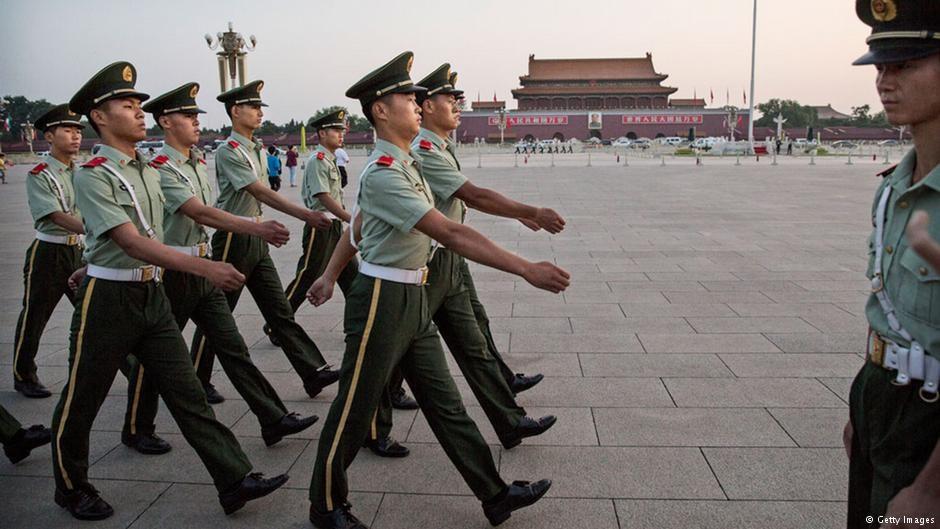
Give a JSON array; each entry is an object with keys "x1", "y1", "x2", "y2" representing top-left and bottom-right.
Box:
[
  {"x1": 313, "y1": 192, "x2": 352, "y2": 223},
  {"x1": 908, "y1": 211, "x2": 940, "y2": 270},
  {"x1": 453, "y1": 181, "x2": 566, "y2": 233},
  {"x1": 306, "y1": 225, "x2": 359, "y2": 306},
  {"x1": 415, "y1": 209, "x2": 570, "y2": 293},
  {"x1": 47, "y1": 211, "x2": 86, "y2": 235},
  {"x1": 107, "y1": 223, "x2": 245, "y2": 291},
  {"x1": 177, "y1": 197, "x2": 290, "y2": 247},
  {"x1": 243, "y1": 181, "x2": 332, "y2": 229}
]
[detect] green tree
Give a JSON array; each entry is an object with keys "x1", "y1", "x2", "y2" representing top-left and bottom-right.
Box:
[
  {"x1": 307, "y1": 106, "x2": 371, "y2": 133},
  {"x1": 0, "y1": 96, "x2": 55, "y2": 141},
  {"x1": 755, "y1": 99, "x2": 818, "y2": 128},
  {"x1": 851, "y1": 104, "x2": 872, "y2": 125}
]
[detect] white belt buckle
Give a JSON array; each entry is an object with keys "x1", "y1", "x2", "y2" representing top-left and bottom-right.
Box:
[
  {"x1": 419, "y1": 266, "x2": 429, "y2": 285},
  {"x1": 66, "y1": 234, "x2": 79, "y2": 246}
]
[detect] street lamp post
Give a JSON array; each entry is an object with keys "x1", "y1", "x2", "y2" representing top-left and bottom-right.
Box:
[
  {"x1": 20, "y1": 121, "x2": 35, "y2": 154},
  {"x1": 723, "y1": 105, "x2": 739, "y2": 142},
  {"x1": 204, "y1": 22, "x2": 257, "y2": 92},
  {"x1": 747, "y1": 0, "x2": 758, "y2": 154},
  {"x1": 495, "y1": 107, "x2": 507, "y2": 147}
]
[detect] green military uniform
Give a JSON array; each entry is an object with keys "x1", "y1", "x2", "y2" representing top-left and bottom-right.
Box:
[
  {"x1": 0, "y1": 405, "x2": 23, "y2": 444},
  {"x1": 370, "y1": 65, "x2": 527, "y2": 448},
  {"x1": 309, "y1": 52, "x2": 506, "y2": 521},
  {"x1": 283, "y1": 110, "x2": 358, "y2": 311},
  {"x1": 849, "y1": 4, "x2": 940, "y2": 527},
  {"x1": 133, "y1": 83, "x2": 289, "y2": 431},
  {"x1": 191, "y1": 80, "x2": 336, "y2": 398},
  {"x1": 51, "y1": 62, "x2": 251, "y2": 502},
  {"x1": 12, "y1": 105, "x2": 85, "y2": 392}
]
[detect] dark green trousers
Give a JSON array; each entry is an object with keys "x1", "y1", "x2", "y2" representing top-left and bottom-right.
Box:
[
  {"x1": 372, "y1": 249, "x2": 525, "y2": 444},
  {"x1": 848, "y1": 361, "x2": 940, "y2": 528},
  {"x1": 129, "y1": 268, "x2": 289, "y2": 432},
  {"x1": 12, "y1": 240, "x2": 83, "y2": 383},
  {"x1": 284, "y1": 220, "x2": 359, "y2": 312},
  {"x1": 310, "y1": 274, "x2": 505, "y2": 512},
  {"x1": 51, "y1": 278, "x2": 252, "y2": 493},
  {"x1": 0, "y1": 404, "x2": 23, "y2": 444},
  {"x1": 460, "y1": 258, "x2": 515, "y2": 385},
  {"x1": 192, "y1": 230, "x2": 328, "y2": 386}
]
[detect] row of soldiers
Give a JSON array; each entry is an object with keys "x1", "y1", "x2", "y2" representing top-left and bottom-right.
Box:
[{"x1": 2, "y1": 50, "x2": 571, "y2": 528}]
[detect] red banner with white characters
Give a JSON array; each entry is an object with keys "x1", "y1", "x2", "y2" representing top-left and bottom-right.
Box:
[
  {"x1": 622, "y1": 115, "x2": 704, "y2": 124},
  {"x1": 488, "y1": 116, "x2": 569, "y2": 126}
]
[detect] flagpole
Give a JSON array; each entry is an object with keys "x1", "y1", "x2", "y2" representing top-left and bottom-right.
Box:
[{"x1": 747, "y1": 0, "x2": 758, "y2": 154}]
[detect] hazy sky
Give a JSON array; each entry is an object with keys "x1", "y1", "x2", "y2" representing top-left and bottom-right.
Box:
[{"x1": 3, "y1": 0, "x2": 879, "y2": 128}]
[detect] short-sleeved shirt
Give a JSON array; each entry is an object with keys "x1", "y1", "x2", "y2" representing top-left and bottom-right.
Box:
[
  {"x1": 74, "y1": 144, "x2": 166, "y2": 269},
  {"x1": 411, "y1": 128, "x2": 467, "y2": 223},
  {"x1": 154, "y1": 145, "x2": 213, "y2": 247},
  {"x1": 334, "y1": 148, "x2": 349, "y2": 167},
  {"x1": 356, "y1": 139, "x2": 435, "y2": 270},
  {"x1": 214, "y1": 131, "x2": 266, "y2": 217},
  {"x1": 27, "y1": 154, "x2": 82, "y2": 236},
  {"x1": 866, "y1": 149, "x2": 940, "y2": 358},
  {"x1": 302, "y1": 145, "x2": 343, "y2": 212}
]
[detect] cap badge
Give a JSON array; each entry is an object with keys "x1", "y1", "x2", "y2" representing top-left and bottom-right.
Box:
[
  {"x1": 122, "y1": 65, "x2": 133, "y2": 82},
  {"x1": 406, "y1": 56, "x2": 413, "y2": 74},
  {"x1": 189, "y1": 85, "x2": 199, "y2": 98},
  {"x1": 257, "y1": 81, "x2": 264, "y2": 94},
  {"x1": 871, "y1": 0, "x2": 898, "y2": 22}
]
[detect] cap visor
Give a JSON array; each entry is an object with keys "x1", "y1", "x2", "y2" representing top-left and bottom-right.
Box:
[
  {"x1": 853, "y1": 44, "x2": 940, "y2": 65},
  {"x1": 398, "y1": 84, "x2": 428, "y2": 94}
]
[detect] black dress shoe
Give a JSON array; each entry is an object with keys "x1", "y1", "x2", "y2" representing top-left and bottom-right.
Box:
[
  {"x1": 122, "y1": 432, "x2": 172, "y2": 455},
  {"x1": 263, "y1": 323, "x2": 282, "y2": 347},
  {"x1": 204, "y1": 383, "x2": 225, "y2": 404},
  {"x1": 363, "y1": 436, "x2": 410, "y2": 458},
  {"x1": 482, "y1": 479, "x2": 552, "y2": 526},
  {"x1": 309, "y1": 502, "x2": 369, "y2": 528},
  {"x1": 390, "y1": 387, "x2": 419, "y2": 410},
  {"x1": 14, "y1": 379, "x2": 52, "y2": 398},
  {"x1": 304, "y1": 367, "x2": 340, "y2": 398},
  {"x1": 509, "y1": 373, "x2": 544, "y2": 396},
  {"x1": 4, "y1": 424, "x2": 51, "y2": 464},
  {"x1": 500, "y1": 415, "x2": 557, "y2": 450},
  {"x1": 262, "y1": 412, "x2": 319, "y2": 447},
  {"x1": 218, "y1": 472, "x2": 289, "y2": 515},
  {"x1": 55, "y1": 486, "x2": 114, "y2": 520}
]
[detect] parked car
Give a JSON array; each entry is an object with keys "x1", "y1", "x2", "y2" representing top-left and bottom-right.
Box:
[
  {"x1": 831, "y1": 140, "x2": 858, "y2": 150},
  {"x1": 656, "y1": 136, "x2": 683, "y2": 147},
  {"x1": 878, "y1": 139, "x2": 900, "y2": 147},
  {"x1": 691, "y1": 137, "x2": 721, "y2": 150},
  {"x1": 629, "y1": 138, "x2": 651, "y2": 149},
  {"x1": 612, "y1": 137, "x2": 632, "y2": 147}
]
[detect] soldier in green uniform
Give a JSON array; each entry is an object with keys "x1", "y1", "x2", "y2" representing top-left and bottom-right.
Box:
[
  {"x1": 128, "y1": 82, "x2": 318, "y2": 447},
  {"x1": 365, "y1": 64, "x2": 564, "y2": 456},
  {"x1": 305, "y1": 51, "x2": 570, "y2": 529},
  {"x1": 1, "y1": 404, "x2": 51, "y2": 464},
  {"x1": 50, "y1": 61, "x2": 288, "y2": 520},
  {"x1": 845, "y1": 2, "x2": 940, "y2": 527},
  {"x1": 12, "y1": 104, "x2": 85, "y2": 399},
  {"x1": 189, "y1": 80, "x2": 339, "y2": 403}
]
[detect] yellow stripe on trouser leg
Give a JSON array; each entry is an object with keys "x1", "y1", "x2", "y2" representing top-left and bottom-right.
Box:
[
  {"x1": 13, "y1": 240, "x2": 40, "y2": 381},
  {"x1": 55, "y1": 278, "x2": 97, "y2": 491},
  {"x1": 194, "y1": 232, "x2": 234, "y2": 371},
  {"x1": 370, "y1": 410, "x2": 378, "y2": 441},
  {"x1": 286, "y1": 228, "x2": 317, "y2": 301},
  {"x1": 325, "y1": 279, "x2": 382, "y2": 512},
  {"x1": 129, "y1": 364, "x2": 145, "y2": 435}
]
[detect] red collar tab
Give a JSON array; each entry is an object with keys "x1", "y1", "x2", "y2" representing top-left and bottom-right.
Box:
[
  {"x1": 29, "y1": 162, "x2": 49, "y2": 175},
  {"x1": 419, "y1": 139, "x2": 433, "y2": 151},
  {"x1": 228, "y1": 140, "x2": 240, "y2": 149},
  {"x1": 376, "y1": 155, "x2": 395, "y2": 167},
  {"x1": 316, "y1": 152, "x2": 325, "y2": 160},
  {"x1": 81, "y1": 157, "x2": 108, "y2": 168},
  {"x1": 150, "y1": 155, "x2": 169, "y2": 167},
  {"x1": 198, "y1": 158, "x2": 207, "y2": 165}
]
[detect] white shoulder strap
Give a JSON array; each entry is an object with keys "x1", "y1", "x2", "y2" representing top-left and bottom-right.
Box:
[
  {"x1": 98, "y1": 162, "x2": 157, "y2": 239},
  {"x1": 161, "y1": 160, "x2": 210, "y2": 240},
  {"x1": 230, "y1": 141, "x2": 259, "y2": 176},
  {"x1": 40, "y1": 169, "x2": 71, "y2": 214}
]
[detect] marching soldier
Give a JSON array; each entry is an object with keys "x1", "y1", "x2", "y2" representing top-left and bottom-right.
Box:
[
  {"x1": 1, "y1": 404, "x2": 51, "y2": 464},
  {"x1": 131, "y1": 82, "x2": 318, "y2": 447},
  {"x1": 189, "y1": 80, "x2": 339, "y2": 403},
  {"x1": 51, "y1": 61, "x2": 287, "y2": 520},
  {"x1": 367, "y1": 64, "x2": 562, "y2": 456},
  {"x1": 845, "y1": 2, "x2": 940, "y2": 527},
  {"x1": 12, "y1": 104, "x2": 85, "y2": 398},
  {"x1": 305, "y1": 51, "x2": 569, "y2": 529}
]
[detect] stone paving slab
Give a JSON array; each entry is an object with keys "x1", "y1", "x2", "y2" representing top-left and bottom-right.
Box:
[{"x1": 0, "y1": 156, "x2": 884, "y2": 527}]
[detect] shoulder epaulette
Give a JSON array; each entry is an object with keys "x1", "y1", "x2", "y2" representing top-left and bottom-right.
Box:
[
  {"x1": 149, "y1": 155, "x2": 169, "y2": 168},
  {"x1": 316, "y1": 152, "x2": 325, "y2": 160},
  {"x1": 29, "y1": 162, "x2": 48, "y2": 175},
  {"x1": 877, "y1": 164, "x2": 897, "y2": 178},
  {"x1": 376, "y1": 155, "x2": 395, "y2": 167},
  {"x1": 81, "y1": 157, "x2": 108, "y2": 168},
  {"x1": 418, "y1": 139, "x2": 433, "y2": 151},
  {"x1": 228, "y1": 140, "x2": 240, "y2": 149}
]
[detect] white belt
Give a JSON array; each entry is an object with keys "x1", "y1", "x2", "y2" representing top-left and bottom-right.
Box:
[
  {"x1": 169, "y1": 243, "x2": 210, "y2": 257},
  {"x1": 87, "y1": 264, "x2": 163, "y2": 283},
  {"x1": 237, "y1": 215, "x2": 264, "y2": 223},
  {"x1": 359, "y1": 261, "x2": 429, "y2": 285},
  {"x1": 870, "y1": 333, "x2": 940, "y2": 402},
  {"x1": 36, "y1": 232, "x2": 83, "y2": 246}
]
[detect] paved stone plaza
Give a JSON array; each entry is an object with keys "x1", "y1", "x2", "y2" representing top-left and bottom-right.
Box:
[{"x1": 0, "y1": 152, "x2": 892, "y2": 527}]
